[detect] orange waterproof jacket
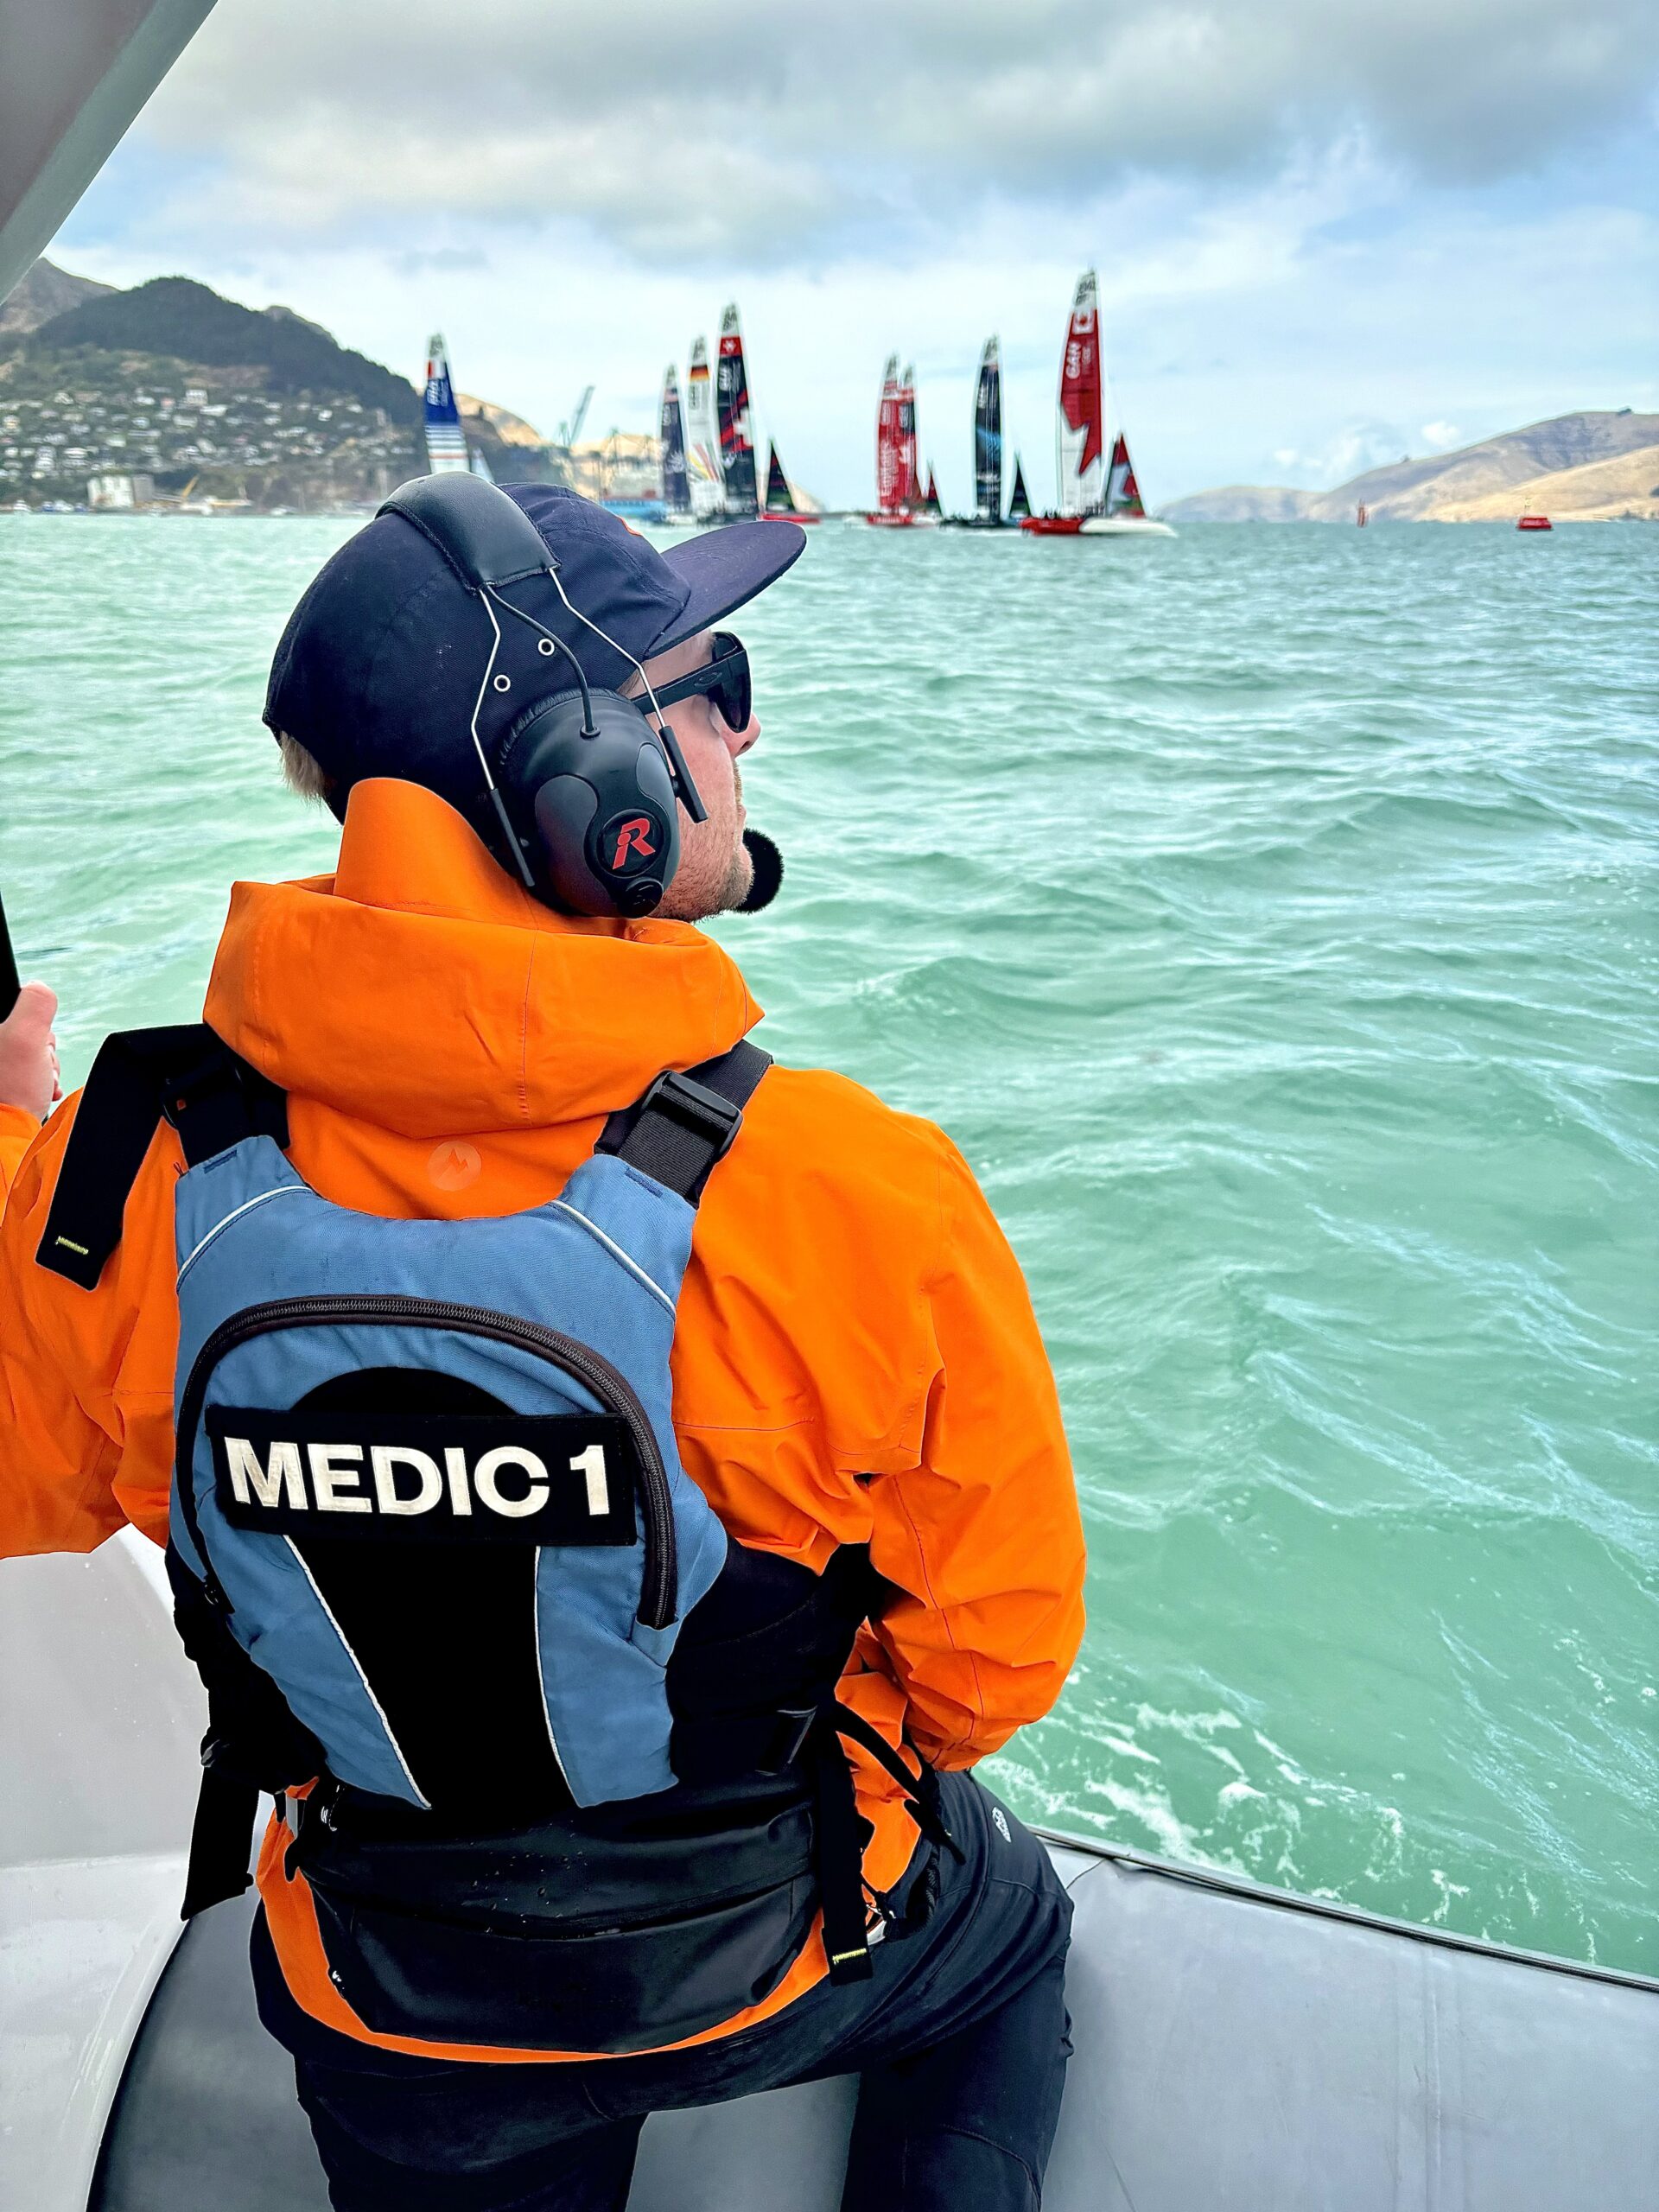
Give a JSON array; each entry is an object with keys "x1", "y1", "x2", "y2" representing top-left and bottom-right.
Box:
[{"x1": 0, "y1": 779, "x2": 1084, "y2": 2061}]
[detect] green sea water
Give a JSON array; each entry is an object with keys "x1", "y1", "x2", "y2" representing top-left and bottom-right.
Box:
[{"x1": 2, "y1": 513, "x2": 1655, "y2": 1974}]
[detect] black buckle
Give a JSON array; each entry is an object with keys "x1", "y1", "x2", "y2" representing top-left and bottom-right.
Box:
[
  {"x1": 637, "y1": 1070, "x2": 741, "y2": 1162},
  {"x1": 160, "y1": 1049, "x2": 245, "y2": 1132},
  {"x1": 760, "y1": 1705, "x2": 818, "y2": 1776}
]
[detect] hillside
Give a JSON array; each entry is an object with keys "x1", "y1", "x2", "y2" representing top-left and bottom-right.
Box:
[
  {"x1": 0, "y1": 265, "x2": 431, "y2": 509},
  {"x1": 1166, "y1": 411, "x2": 1659, "y2": 523},
  {"x1": 1433, "y1": 444, "x2": 1659, "y2": 523},
  {"x1": 30, "y1": 276, "x2": 422, "y2": 424},
  {"x1": 0, "y1": 256, "x2": 113, "y2": 336}
]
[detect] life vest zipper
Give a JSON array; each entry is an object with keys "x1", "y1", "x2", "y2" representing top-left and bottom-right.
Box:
[{"x1": 175, "y1": 1294, "x2": 678, "y2": 1628}]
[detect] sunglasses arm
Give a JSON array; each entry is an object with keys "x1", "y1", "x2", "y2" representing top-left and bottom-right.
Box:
[{"x1": 652, "y1": 713, "x2": 708, "y2": 823}]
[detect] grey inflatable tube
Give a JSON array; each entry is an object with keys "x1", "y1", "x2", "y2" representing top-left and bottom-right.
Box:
[{"x1": 4, "y1": 1538, "x2": 1657, "y2": 2212}]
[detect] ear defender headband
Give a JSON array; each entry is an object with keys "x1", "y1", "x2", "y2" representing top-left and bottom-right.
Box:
[{"x1": 377, "y1": 475, "x2": 706, "y2": 919}]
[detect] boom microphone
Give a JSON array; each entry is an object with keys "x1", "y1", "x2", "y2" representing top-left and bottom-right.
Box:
[{"x1": 736, "y1": 830, "x2": 783, "y2": 914}]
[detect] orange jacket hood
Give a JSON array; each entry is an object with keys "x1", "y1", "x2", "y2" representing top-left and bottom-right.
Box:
[{"x1": 204, "y1": 778, "x2": 762, "y2": 1139}]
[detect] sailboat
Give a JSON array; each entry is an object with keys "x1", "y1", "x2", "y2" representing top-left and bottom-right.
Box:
[
  {"x1": 760, "y1": 440, "x2": 820, "y2": 524},
  {"x1": 867, "y1": 355, "x2": 938, "y2": 526},
  {"x1": 1021, "y1": 272, "x2": 1174, "y2": 538},
  {"x1": 715, "y1": 305, "x2": 760, "y2": 520},
  {"x1": 658, "y1": 365, "x2": 695, "y2": 525},
  {"x1": 683, "y1": 338, "x2": 726, "y2": 522},
  {"x1": 422, "y1": 334, "x2": 471, "y2": 475}
]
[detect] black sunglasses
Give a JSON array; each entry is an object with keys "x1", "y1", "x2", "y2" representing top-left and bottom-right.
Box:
[{"x1": 641, "y1": 631, "x2": 751, "y2": 735}]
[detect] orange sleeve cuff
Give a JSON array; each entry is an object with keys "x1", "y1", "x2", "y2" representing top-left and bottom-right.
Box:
[{"x1": 0, "y1": 1103, "x2": 41, "y2": 1206}]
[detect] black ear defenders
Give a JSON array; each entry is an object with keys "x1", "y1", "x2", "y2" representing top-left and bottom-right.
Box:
[{"x1": 377, "y1": 474, "x2": 706, "y2": 919}]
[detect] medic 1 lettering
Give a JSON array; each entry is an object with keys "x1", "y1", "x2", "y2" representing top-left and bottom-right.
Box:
[{"x1": 206, "y1": 1408, "x2": 639, "y2": 1546}]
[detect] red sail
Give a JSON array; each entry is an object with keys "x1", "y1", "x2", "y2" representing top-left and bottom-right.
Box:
[
  {"x1": 875, "y1": 354, "x2": 901, "y2": 512},
  {"x1": 1105, "y1": 433, "x2": 1146, "y2": 518},
  {"x1": 1056, "y1": 271, "x2": 1104, "y2": 515},
  {"x1": 897, "y1": 363, "x2": 921, "y2": 507}
]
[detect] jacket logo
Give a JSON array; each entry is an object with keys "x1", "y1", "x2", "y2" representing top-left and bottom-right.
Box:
[{"x1": 207, "y1": 1407, "x2": 639, "y2": 1548}]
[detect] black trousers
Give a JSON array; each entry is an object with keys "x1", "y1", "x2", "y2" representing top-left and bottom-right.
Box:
[{"x1": 254, "y1": 1773, "x2": 1074, "y2": 2212}]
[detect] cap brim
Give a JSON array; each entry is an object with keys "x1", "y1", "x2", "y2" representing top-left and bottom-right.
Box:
[{"x1": 651, "y1": 518, "x2": 807, "y2": 651}]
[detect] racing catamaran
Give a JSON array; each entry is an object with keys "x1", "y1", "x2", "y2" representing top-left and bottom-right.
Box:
[
  {"x1": 867, "y1": 354, "x2": 937, "y2": 526},
  {"x1": 658, "y1": 365, "x2": 691, "y2": 521},
  {"x1": 422, "y1": 334, "x2": 471, "y2": 475},
  {"x1": 761, "y1": 440, "x2": 818, "y2": 523},
  {"x1": 683, "y1": 337, "x2": 725, "y2": 521},
  {"x1": 715, "y1": 304, "x2": 759, "y2": 519},
  {"x1": 1021, "y1": 270, "x2": 1173, "y2": 537}
]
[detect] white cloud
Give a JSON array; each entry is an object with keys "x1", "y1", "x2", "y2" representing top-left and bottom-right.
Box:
[
  {"x1": 120, "y1": 0, "x2": 1659, "y2": 263},
  {"x1": 1421, "y1": 421, "x2": 1464, "y2": 448},
  {"x1": 46, "y1": 0, "x2": 1659, "y2": 506}
]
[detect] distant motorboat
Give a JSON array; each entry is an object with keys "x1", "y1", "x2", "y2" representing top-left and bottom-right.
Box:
[{"x1": 1517, "y1": 513, "x2": 1553, "y2": 531}]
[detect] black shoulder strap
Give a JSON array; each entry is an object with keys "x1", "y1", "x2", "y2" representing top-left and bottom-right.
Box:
[
  {"x1": 596, "y1": 1039, "x2": 772, "y2": 1204},
  {"x1": 37, "y1": 1024, "x2": 288, "y2": 1291}
]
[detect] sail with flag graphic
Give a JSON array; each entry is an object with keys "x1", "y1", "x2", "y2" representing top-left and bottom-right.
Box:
[
  {"x1": 1007, "y1": 453, "x2": 1032, "y2": 521},
  {"x1": 716, "y1": 305, "x2": 759, "y2": 518},
  {"x1": 975, "y1": 337, "x2": 1002, "y2": 522},
  {"x1": 1105, "y1": 432, "x2": 1147, "y2": 518},
  {"x1": 875, "y1": 355, "x2": 901, "y2": 512},
  {"x1": 423, "y1": 334, "x2": 470, "y2": 474},
  {"x1": 659, "y1": 366, "x2": 691, "y2": 516},
  {"x1": 1055, "y1": 270, "x2": 1104, "y2": 517},
  {"x1": 764, "y1": 442, "x2": 798, "y2": 515},
  {"x1": 684, "y1": 338, "x2": 724, "y2": 519}
]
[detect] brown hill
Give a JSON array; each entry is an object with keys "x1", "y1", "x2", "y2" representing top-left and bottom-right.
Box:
[
  {"x1": 1433, "y1": 445, "x2": 1659, "y2": 523},
  {"x1": 1166, "y1": 411, "x2": 1659, "y2": 523}
]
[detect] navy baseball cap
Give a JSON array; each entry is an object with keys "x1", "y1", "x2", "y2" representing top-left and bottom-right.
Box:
[{"x1": 264, "y1": 484, "x2": 805, "y2": 817}]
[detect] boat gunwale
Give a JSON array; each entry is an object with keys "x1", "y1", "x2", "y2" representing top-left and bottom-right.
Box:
[{"x1": 1033, "y1": 1826, "x2": 1659, "y2": 1995}]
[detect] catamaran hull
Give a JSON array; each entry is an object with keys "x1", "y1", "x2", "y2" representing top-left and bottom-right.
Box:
[
  {"x1": 1079, "y1": 515, "x2": 1175, "y2": 537},
  {"x1": 6, "y1": 1532, "x2": 1656, "y2": 2212},
  {"x1": 1021, "y1": 514, "x2": 1176, "y2": 538}
]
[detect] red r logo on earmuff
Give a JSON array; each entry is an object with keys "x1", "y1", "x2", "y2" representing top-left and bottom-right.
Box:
[{"x1": 611, "y1": 817, "x2": 656, "y2": 870}]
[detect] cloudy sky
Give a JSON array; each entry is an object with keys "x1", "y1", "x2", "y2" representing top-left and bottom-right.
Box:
[{"x1": 49, "y1": 0, "x2": 1659, "y2": 508}]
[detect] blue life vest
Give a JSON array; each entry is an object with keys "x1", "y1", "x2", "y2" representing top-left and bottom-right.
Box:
[
  {"x1": 39, "y1": 1026, "x2": 957, "y2": 2048},
  {"x1": 169, "y1": 1120, "x2": 728, "y2": 1817}
]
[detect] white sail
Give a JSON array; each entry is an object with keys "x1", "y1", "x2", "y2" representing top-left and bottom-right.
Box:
[{"x1": 683, "y1": 337, "x2": 725, "y2": 520}]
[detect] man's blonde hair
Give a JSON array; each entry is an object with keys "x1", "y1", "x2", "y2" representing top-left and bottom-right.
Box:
[{"x1": 277, "y1": 733, "x2": 333, "y2": 803}]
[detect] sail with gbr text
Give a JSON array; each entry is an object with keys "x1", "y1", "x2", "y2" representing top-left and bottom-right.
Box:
[
  {"x1": 716, "y1": 305, "x2": 758, "y2": 518},
  {"x1": 684, "y1": 338, "x2": 724, "y2": 519},
  {"x1": 423, "y1": 334, "x2": 470, "y2": 475},
  {"x1": 1055, "y1": 271, "x2": 1104, "y2": 517}
]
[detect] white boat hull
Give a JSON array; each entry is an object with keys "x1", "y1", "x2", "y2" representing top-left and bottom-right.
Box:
[
  {"x1": 1077, "y1": 514, "x2": 1176, "y2": 537},
  {"x1": 5, "y1": 1535, "x2": 1656, "y2": 2211}
]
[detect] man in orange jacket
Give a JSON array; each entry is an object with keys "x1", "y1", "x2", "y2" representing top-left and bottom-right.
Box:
[{"x1": 1, "y1": 484, "x2": 1084, "y2": 2210}]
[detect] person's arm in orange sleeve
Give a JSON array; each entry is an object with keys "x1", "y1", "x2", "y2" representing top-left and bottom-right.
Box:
[
  {"x1": 0, "y1": 1102, "x2": 39, "y2": 1204},
  {"x1": 0, "y1": 1087, "x2": 177, "y2": 1560},
  {"x1": 865, "y1": 1135, "x2": 1086, "y2": 1770}
]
